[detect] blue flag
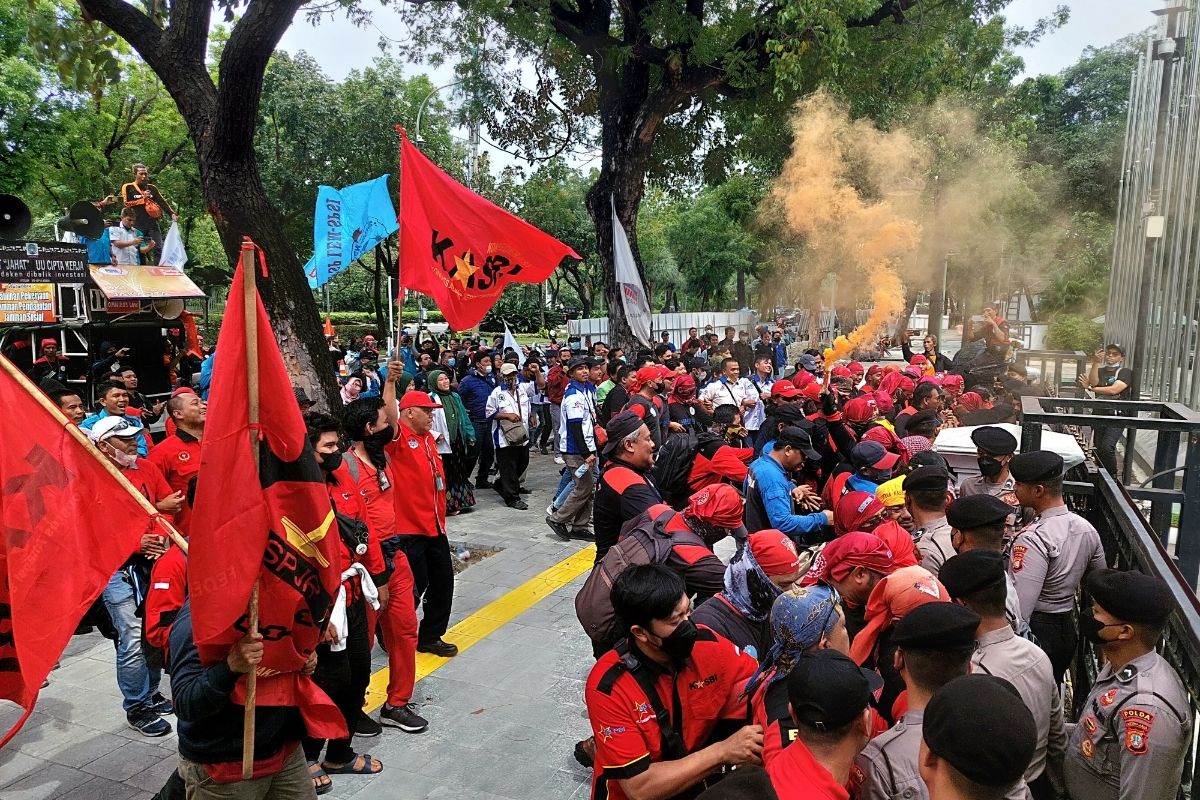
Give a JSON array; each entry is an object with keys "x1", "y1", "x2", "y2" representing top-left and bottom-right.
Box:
[{"x1": 304, "y1": 175, "x2": 399, "y2": 289}]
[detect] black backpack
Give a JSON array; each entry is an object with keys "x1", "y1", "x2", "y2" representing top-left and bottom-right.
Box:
[{"x1": 652, "y1": 430, "x2": 724, "y2": 509}]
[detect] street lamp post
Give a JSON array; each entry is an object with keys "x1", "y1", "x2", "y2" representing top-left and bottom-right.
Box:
[{"x1": 413, "y1": 80, "x2": 463, "y2": 146}]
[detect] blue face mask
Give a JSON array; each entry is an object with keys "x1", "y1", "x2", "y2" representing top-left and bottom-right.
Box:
[{"x1": 448, "y1": 358, "x2": 456, "y2": 368}]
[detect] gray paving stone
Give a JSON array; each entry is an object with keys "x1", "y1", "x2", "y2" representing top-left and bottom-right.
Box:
[
  {"x1": 0, "y1": 748, "x2": 45, "y2": 789},
  {"x1": 43, "y1": 730, "x2": 129, "y2": 769},
  {"x1": 81, "y1": 738, "x2": 173, "y2": 782},
  {"x1": 56, "y1": 775, "x2": 143, "y2": 800},
  {"x1": 0, "y1": 762, "x2": 93, "y2": 800}
]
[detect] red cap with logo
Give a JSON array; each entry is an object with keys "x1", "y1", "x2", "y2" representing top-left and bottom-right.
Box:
[
  {"x1": 685, "y1": 484, "x2": 744, "y2": 528},
  {"x1": 399, "y1": 391, "x2": 439, "y2": 410},
  {"x1": 748, "y1": 530, "x2": 802, "y2": 577}
]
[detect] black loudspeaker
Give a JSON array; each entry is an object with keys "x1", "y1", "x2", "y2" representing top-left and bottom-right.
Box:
[
  {"x1": 57, "y1": 200, "x2": 105, "y2": 239},
  {"x1": 0, "y1": 194, "x2": 32, "y2": 238}
]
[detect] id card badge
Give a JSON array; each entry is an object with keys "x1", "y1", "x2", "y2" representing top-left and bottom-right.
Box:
[{"x1": 435, "y1": 474, "x2": 445, "y2": 492}]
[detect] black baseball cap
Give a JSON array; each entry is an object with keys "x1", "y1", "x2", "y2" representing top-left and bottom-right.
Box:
[
  {"x1": 776, "y1": 426, "x2": 821, "y2": 462},
  {"x1": 786, "y1": 650, "x2": 880, "y2": 731}
]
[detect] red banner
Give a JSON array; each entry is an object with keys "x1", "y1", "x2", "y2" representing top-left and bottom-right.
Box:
[
  {"x1": 398, "y1": 128, "x2": 580, "y2": 329},
  {"x1": 188, "y1": 243, "x2": 343, "y2": 736},
  {"x1": 0, "y1": 357, "x2": 150, "y2": 747}
]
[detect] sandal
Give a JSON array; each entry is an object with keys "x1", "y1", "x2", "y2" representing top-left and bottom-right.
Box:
[
  {"x1": 307, "y1": 761, "x2": 333, "y2": 795},
  {"x1": 323, "y1": 753, "x2": 383, "y2": 775}
]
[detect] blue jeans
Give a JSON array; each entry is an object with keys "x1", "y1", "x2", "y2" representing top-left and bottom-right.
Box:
[{"x1": 102, "y1": 570, "x2": 159, "y2": 713}]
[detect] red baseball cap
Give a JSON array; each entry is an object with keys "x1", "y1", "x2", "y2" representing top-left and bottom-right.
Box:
[
  {"x1": 658, "y1": 365, "x2": 676, "y2": 380},
  {"x1": 634, "y1": 365, "x2": 662, "y2": 390},
  {"x1": 399, "y1": 391, "x2": 439, "y2": 410},
  {"x1": 748, "y1": 530, "x2": 802, "y2": 577},
  {"x1": 685, "y1": 484, "x2": 744, "y2": 528},
  {"x1": 771, "y1": 382, "x2": 801, "y2": 400},
  {"x1": 798, "y1": 382, "x2": 822, "y2": 402}
]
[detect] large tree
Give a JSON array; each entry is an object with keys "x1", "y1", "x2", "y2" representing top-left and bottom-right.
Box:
[{"x1": 401, "y1": 0, "x2": 1035, "y2": 347}]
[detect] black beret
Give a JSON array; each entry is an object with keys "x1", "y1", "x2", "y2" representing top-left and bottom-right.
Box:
[
  {"x1": 939, "y1": 551, "x2": 1007, "y2": 599},
  {"x1": 971, "y1": 425, "x2": 1018, "y2": 454},
  {"x1": 891, "y1": 602, "x2": 980, "y2": 650},
  {"x1": 602, "y1": 411, "x2": 645, "y2": 455},
  {"x1": 1009, "y1": 450, "x2": 1063, "y2": 483},
  {"x1": 909, "y1": 451, "x2": 952, "y2": 473},
  {"x1": 1085, "y1": 568, "x2": 1175, "y2": 625},
  {"x1": 903, "y1": 465, "x2": 950, "y2": 493},
  {"x1": 924, "y1": 675, "x2": 1036, "y2": 787},
  {"x1": 908, "y1": 408, "x2": 942, "y2": 427},
  {"x1": 946, "y1": 494, "x2": 1013, "y2": 531}
]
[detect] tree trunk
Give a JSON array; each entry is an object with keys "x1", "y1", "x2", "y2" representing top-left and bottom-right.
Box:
[{"x1": 736, "y1": 268, "x2": 746, "y2": 309}]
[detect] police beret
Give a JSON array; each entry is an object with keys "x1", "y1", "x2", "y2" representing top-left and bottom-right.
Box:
[
  {"x1": 946, "y1": 494, "x2": 1013, "y2": 531},
  {"x1": 924, "y1": 675, "x2": 1036, "y2": 787},
  {"x1": 1085, "y1": 568, "x2": 1176, "y2": 625},
  {"x1": 909, "y1": 451, "x2": 952, "y2": 473},
  {"x1": 971, "y1": 425, "x2": 1018, "y2": 454},
  {"x1": 903, "y1": 465, "x2": 950, "y2": 493},
  {"x1": 891, "y1": 602, "x2": 979, "y2": 650},
  {"x1": 939, "y1": 551, "x2": 1007, "y2": 599},
  {"x1": 907, "y1": 408, "x2": 942, "y2": 428},
  {"x1": 1009, "y1": 450, "x2": 1063, "y2": 483}
]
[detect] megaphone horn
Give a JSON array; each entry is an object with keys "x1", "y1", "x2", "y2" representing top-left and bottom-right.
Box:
[
  {"x1": 152, "y1": 299, "x2": 186, "y2": 320},
  {"x1": 0, "y1": 194, "x2": 32, "y2": 239},
  {"x1": 65, "y1": 200, "x2": 106, "y2": 239}
]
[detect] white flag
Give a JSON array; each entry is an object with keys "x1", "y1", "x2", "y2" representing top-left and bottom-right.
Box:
[
  {"x1": 612, "y1": 197, "x2": 652, "y2": 347},
  {"x1": 159, "y1": 221, "x2": 189, "y2": 268},
  {"x1": 503, "y1": 323, "x2": 522, "y2": 359}
]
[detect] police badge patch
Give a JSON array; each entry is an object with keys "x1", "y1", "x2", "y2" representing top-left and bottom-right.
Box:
[
  {"x1": 1122, "y1": 709, "x2": 1154, "y2": 755},
  {"x1": 1011, "y1": 544, "x2": 1028, "y2": 572}
]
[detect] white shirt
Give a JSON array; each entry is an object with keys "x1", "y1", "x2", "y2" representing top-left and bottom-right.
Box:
[
  {"x1": 109, "y1": 224, "x2": 142, "y2": 266},
  {"x1": 699, "y1": 376, "x2": 755, "y2": 410},
  {"x1": 429, "y1": 395, "x2": 452, "y2": 454},
  {"x1": 485, "y1": 382, "x2": 532, "y2": 449},
  {"x1": 743, "y1": 373, "x2": 775, "y2": 430}
]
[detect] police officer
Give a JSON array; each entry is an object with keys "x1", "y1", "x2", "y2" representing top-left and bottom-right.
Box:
[
  {"x1": 958, "y1": 426, "x2": 1021, "y2": 507},
  {"x1": 1065, "y1": 568, "x2": 1191, "y2": 800},
  {"x1": 919, "y1": 675, "x2": 1037, "y2": 800},
  {"x1": 905, "y1": 466, "x2": 954, "y2": 575},
  {"x1": 946, "y1": 493, "x2": 1025, "y2": 632},
  {"x1": 1008, "y1": 450, "x2": 1105, "y2": 682},
  {"x1": 940, "y1": 552, "x2": 1065, "y2": 800},
  {"x1": 851, "y1": 603, "x2": 981, "y2": 800}
]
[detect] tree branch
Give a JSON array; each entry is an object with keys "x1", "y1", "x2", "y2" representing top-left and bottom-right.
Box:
[
  {"x1": 165, "y1": 0, "x2": 214, "y2": 67},
  {"x1": 847, "y1": 0, "x2": 918, "y2": 28}
]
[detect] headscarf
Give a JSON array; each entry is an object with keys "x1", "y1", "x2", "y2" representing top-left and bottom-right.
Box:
[
  {"x1": 873, "y1": 390, "x2": 896, "y2": 415},
  {"x1": 743, "y1": 584, "x2": 842, "y2": 699},
  {"x1": 427, "y1": 368, "x2": 472, "y2": 446},
  {"x1": 862, "y1": 424, "x2": 908, "y2": 464},
  {"x1": 918, "y1": 374, "x2": 943, "y2": 387},
  {"x1": 801, "y1": 531, "x2": 895, "y2": 587},
  {"x1": 901, "y1": 435, "x2": 933, "y2": 456},
  {"x1": 834, "y1": 491, "x2": 886, "y2": 536},
  {"x1": 396, "y1": 371, "x2": 415, "y2": 395},
  {"x1": 670, "y1": 373, "x2": 697, "y2": 403},
  {"x1": 849, "y1": 565, "x2": 947, "y2": 665},
  {"x1": 340, "y1": 375, "x2": 363, "y2": 405},
  {"x1": 878, "y1": 372, "x2": 908, "y2": 396},
  {"x1": 957, "y1": 391, "x2": 984, "y2": 412},
  {"x1": 941, "y1": 374, "x2": 964, "y2": 398},
  {"x1": 902, "y1": 365, "x2": 923, "y2": 381},
  {"x1": 722, "y1": 537, "x2": 787, "y2": 624}
]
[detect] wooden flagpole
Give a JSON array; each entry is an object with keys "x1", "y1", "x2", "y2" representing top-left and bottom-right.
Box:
[
  {"x1": 241, "y1": 240, "x2": 262, "y2": 779},
  {"x1": 0, "y1": 353, "x2": 188, "y2": 553}
]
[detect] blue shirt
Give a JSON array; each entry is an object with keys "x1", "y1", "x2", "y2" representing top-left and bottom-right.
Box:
[
  {"x1": 846, "y1": 473, "x2": 880, "y2": 495},
  {"x1": 198, "y1": 353, "x2": 216, "y2": 400},
  {"x1": 457, "y1": 370, "x2": 498, "y2": 422},
  {"x1": 745, "y1": 454, "x2": 828, "y2": 540},
  {"x1": 80, "y1": 410, "x2": 149, "y2": 457}
]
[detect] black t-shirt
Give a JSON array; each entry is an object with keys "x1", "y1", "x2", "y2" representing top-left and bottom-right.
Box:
[
  {"x1": 668, "y1": 400, "x2": 713, "y2": 431},
  {"x1": 1097, "y1": 365, "x2": 1134, "y2": 400}
]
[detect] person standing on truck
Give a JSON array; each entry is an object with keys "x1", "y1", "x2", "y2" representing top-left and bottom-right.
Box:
[
  {"x1": 110, "y1": 208, "x2": 155, "y2": 266},
  {"x1": 121, "y1": 163, "x2": 177, "y2": 262}
]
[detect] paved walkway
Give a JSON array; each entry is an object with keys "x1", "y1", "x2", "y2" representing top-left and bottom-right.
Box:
[{"x1": 0, "y1": 450, "x2": 599, "y2": 799}]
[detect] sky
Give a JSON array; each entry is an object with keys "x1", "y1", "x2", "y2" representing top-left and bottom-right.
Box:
[{"x1": 275, "y1": 0, "x2": 1163, "y2": 169}]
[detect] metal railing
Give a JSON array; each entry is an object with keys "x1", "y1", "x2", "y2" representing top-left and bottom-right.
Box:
[{"x1": 1016, "y1": 349, "x2": 1087, "y2": 398}]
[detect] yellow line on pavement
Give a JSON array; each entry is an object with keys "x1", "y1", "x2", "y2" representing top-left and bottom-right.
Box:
[{"x1": 363, "y1": 544, "x2": 596, "y2": 713}]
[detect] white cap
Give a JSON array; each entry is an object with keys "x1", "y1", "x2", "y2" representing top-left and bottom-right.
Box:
[
  {"x1": 88, "y1": 415, "x2": 143, "y2": 443},
  {"x1": 499, "y1": 363, "x2": 518, "y2": 376}
]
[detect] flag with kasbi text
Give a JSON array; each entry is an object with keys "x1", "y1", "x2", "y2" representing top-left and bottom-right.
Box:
[
  {"x1": 397, "y1": 129, "x2": 580, "y2": 329},
  {"x1": 0, "y1": 356, "x2": 152, "y2": 747},
  {"x1": 305, "y1": 175, "x2": 399, "y2": 289},
  {"x1": 189, "y1": 242, "x2": 344, "y2": 738}
]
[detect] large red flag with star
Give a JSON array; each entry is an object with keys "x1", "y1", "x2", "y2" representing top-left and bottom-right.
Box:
[
  {"x1": 0, "y1": 356, "x2": 154, "y2": 747},
  {"x1": 397, "y1": 128, "x2": 580, "y2": 329},
  {"x1": 188, "y1": 241, "x2": 344, "y2": 741}
]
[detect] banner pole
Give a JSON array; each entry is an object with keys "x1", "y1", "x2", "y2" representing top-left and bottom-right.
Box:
[
  {"x1": 0, "y1": 353, "x2": 188, "y2": 553},
  {"x1": 240, "y1": 240, "x2": 262, "y2": 780}
]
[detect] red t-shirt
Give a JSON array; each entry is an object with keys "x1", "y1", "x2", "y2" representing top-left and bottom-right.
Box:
[
  {"x1": 385, "y1": 423, "x2": 446, "y2": 537},
  {"x1": 147, "y1": 429, "x2": 201, "y2": 532},
  {"x1": 767, "y1": 735, "x2": 850, "y2": 800},
  {"x1": 325, "y1": 460, "x2": 386, "y2": 580},
  {"x1": 145, "y1": 545, "x2": 187, "y2": 652},
  {"x1": 347, "y1": 451, "x2": 397, "y2": 542},
  {"x1": 585, "y1": 626, "x2": 757, "y2": 800}
]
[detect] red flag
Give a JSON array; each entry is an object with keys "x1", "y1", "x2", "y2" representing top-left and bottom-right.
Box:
[
  {"x1": 0, "y1": 357, "x2": 152, "y2": 746},
  {"x1": 398, "y1": 128, "x2": 580, "y2": 329},
  {"x1": 188, "y1": 242, "x2": 344, "y2": 737}
]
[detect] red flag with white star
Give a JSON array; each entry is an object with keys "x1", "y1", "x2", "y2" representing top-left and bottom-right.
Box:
[{"x1": 397, "y1": 129, "x2": 580, "y2": 329}]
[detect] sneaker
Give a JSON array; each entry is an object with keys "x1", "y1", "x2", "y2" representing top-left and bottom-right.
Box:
[
  {"x1": 127, "y1": 707, "x2": 172, "y2": 737},
  {"x1": 353, "y1": 712, "x2": 383, "y2": 738},
  {"x1": 540, "y1": 446, "x2": 550, "y2": 455},
  {"x1": 474, "y1": 479, "x2": 492, "y2": 490},
  {"x1": 546, "y1": 503, "x2": 558, "y2": 516},
  {"x1": 518, "y1": 487, "x2": 532, "y2": 494},
  {"x1": 545, "y1": 516, "x2": 570, "y2": 538},
  {"x1": 380, "y1": 703, "x2": 429, "y2": 733},
  {"x1": 149, "y1": 692, "x2": 174, "y2": 716},
  {"x1": 506, "y1": 499, "x2": 529, "y2": 510},
  {"x1": 417, "y1": 638, "x2": 459, "y2": 658},
  {"x1": 554, "y1": 456, "x2": 565, "y2": 465}
]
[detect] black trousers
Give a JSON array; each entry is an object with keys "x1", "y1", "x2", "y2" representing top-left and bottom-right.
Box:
[
  {"x1": 397, "y1": 533, "x2": 454, "y2": 643},
  {"x1": 1030, "y1": 610, "x2": 1076, "y2": 684},
  {"x1": 303, "y1": 594, "x2": 370, "y2": 765},
  {"x1": 1095, "y1": 423, "x2": 1124, "y2": 475},
  {"x1": 537, "y1": 404, "x2": 554, "y2": 448},
  {"x1": 472, "y1": 421, "x2": 494, "y2": 484},
  {"x1": 495, "y1": 445, "x2": 529, "y2": 503}
]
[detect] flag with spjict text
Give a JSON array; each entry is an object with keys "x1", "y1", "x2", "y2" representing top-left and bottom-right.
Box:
[
  {"x1": 189, "y1": 241, "x2": 345, "y2": 739},
  {"x1": 397, "y1": 128, "x2": 580, "y2": 329},
  {"x1": 0, "y1": 356, "x2": 152, "y2": 747},
  {"x1": 305, "y1": 175, "x2": 399, "y2": 289}
]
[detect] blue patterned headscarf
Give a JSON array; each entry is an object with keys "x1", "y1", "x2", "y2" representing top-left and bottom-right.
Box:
[
  {"x1": 743, "y1": 584, "x2": 842, "y2": 699},
  {"x1": 722, "y1": 540, "x2": 783, "y2": 625}
]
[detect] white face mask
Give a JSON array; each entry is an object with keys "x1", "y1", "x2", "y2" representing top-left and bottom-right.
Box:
[
  {"x1": 482, "y1": 364, "x2": 493, "y2": 374},
  {"x1": 107, "y1": 443, "x2": 137, "y2": 468}
]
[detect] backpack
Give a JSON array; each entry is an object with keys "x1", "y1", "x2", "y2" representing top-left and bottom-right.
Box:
[
  {"x1": 575, "y1": 505, "x2": 703, "y2": 645},
  {"x1": 652, "y1": 430, "x2": 723, "y2": 509}
]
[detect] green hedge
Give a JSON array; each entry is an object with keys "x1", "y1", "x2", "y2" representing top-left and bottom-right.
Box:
[{"x1": 1044, "y1": 314, "x2": 1105, "y2": 352}]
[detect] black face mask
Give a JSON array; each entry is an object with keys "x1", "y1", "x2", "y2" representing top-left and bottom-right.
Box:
[
  {"x1": 319, "y1": 450, "x2": 343, "y2": 473},
  {"x1": 658, "y1": 619, "x2": 699, "y2": 665},
  {"x1": 977, "y1": 455, "x2": 1004, "y2": 478},
  {"x1": 364, "y1": 425, "x2": 394, "y2": 445},
  {"x1": 1079, "y1": 609, "x2": 1123, "y2": 645}
]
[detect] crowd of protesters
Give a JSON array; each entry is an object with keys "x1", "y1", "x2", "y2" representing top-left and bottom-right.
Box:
[{"x1": 21, "y1": 301, "x2": 1178, "y2": 800}]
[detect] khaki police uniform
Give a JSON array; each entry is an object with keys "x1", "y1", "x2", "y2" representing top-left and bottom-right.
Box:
[
  {"x1": 959, "y1": 473, "x2": 1020, "y2": 506},
  {"x1": 852, "y1": 709, "x2": 929, "y2": 800},
  {"x1": 1064, "y1": 649, "x2": 1190, "y2": 800},
  {"x1": 915, "y1": 516, "x2": 954, "y2": 575}
]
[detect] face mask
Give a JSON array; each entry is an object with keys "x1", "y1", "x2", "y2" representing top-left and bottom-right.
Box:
[
  {"x1": 1079, "y1": 609, "x2": 1124, "y2": 645},
  {"x1": 657, "y1": 619, "x2": 699, "y2": 665},
  {"x1": 319, "y1": 450, "x2": 343, "y2": 472},
  {"x1": 448, "y1": 358, "x2": 456, "y2": 368},
  {"x1": 365, "y1": 425, "x2": 394, "y2": 445},
  {"x1": 977, "y1": 456, "x2": 1004, "y2": 478},
  {"x1": 108, "y1": 445, "x2": 137, "y2": 468}
]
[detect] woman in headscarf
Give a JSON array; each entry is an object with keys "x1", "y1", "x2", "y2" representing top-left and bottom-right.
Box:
[
  {"x1": 834, "y1": 491, "x2": 919, "y2": 570},
  {"x1": 340, "y1": 374, "x2": 364, "y2": 405},
  {"x1": 692, "y1": 531, "x2": 805, "y2": 660},
  {"x1": 742, "y1": 583, "x2": 854, "y2": 766},
  {"x1": 426, "y1": 368, "x2": 477, "y2": 515},
  {"x1": 666, "y1": 372, "x2": 712, "y2": 434},
  {"x1": 862, "y1": 424, "x2": 908, "y2": 464}
]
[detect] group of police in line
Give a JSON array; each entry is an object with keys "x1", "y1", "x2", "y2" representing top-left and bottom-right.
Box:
[{"x1": 580, "y1": 426, "x2": 1193, "y2": 800}]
